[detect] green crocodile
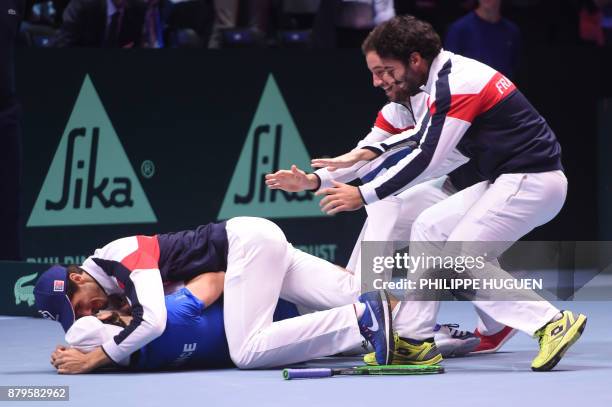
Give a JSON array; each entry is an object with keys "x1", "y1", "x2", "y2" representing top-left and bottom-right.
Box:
[{"x1": 14, "y1": 272, "x2": 38, "y2": 306}]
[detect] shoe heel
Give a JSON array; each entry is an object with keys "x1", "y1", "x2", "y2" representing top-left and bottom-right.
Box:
[{"x1": 380, "y1": 290, "x2": 394, "y2": 365}]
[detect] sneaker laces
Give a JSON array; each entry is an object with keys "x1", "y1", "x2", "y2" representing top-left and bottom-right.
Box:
[
  {"x1": 535, "y1": 327, "x2": 545, "y2": 347},
  {"x1": 442, "y1": 324, "x2": 470, "y2": 338}
]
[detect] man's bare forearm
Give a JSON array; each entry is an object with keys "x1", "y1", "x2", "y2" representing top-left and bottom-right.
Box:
[{"x1": 185, "y1": 272, "x2": 225, "y2": 307}]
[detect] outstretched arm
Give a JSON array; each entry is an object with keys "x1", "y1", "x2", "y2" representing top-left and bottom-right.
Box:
[
  {"x1": 265, "y1": 165, "x2": 320, "y2": 192},
  {"x1": 266, "y1": 99, "x2": 424, "y2": 193},
  {"x1": 310, "y1": 149, "x2": 378, "y2": 172}
]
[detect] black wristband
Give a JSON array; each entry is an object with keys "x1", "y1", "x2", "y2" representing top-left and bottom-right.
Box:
[
  {"x1": 309, "y1": 173, "x2": 322, "y2": 191},
  {"x1": 357, "y1": 187, "x2": 366, "y2": 205}
]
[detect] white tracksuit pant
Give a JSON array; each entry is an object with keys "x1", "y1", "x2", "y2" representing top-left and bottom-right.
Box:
[
  {"x1": 223, "y1": 217, "x2": 363, "y2": 369},
  {"x1": 348, "y1": 172, "x2": 565, "y2": 338},
  {"x1": 347, "y1": 176, "x2": 507, "y2": 334},
  {"x1": 394, "y1": 171, "x2": 566, "y2": 339}
]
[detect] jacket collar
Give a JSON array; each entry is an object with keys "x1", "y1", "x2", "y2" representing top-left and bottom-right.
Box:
[{"x1": 419, "y1": 49, "x2": 453, "y2": 96}]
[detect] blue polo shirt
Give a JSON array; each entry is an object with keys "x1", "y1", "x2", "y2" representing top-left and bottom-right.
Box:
[
  {"x1": 133, "y1": 288, "x2": 232, "y2": 370},
  {"x1": 132, "y1": 288, "x2": 300, "y2": 370}
]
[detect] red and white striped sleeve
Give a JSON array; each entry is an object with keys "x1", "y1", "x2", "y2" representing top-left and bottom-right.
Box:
[
  {"x1": 315, "y1": 101, "x2": 421, "y2": 190},
  {"x1": 81, "y1": 235, "x2": 167, "y2": 364}
]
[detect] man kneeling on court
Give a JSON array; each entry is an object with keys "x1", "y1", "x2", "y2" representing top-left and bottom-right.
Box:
[{"x1": 35, "y1": 217, "x2": 396, "y2": 373}]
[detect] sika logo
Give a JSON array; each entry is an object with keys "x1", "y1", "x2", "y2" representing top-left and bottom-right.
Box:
[
  {"x1": 217, "y1": 74, "x2": 323, "y2": 219},
  {"x1": 27, "y1": 75, "x2": 157, "y2": 227}
]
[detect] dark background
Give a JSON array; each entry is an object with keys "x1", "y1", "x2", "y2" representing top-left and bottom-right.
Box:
[{"x1": 15, "y1": 46, "x2": 612, "y2": 266}]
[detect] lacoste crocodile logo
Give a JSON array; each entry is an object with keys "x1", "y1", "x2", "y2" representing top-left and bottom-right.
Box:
[{"x1": 14, "y1": 272, "x2": 38, "y2": 306}]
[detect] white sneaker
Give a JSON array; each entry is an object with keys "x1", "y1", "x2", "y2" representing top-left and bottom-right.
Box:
[{"x1": 434, "y1": 324, "x2": 480, "y2": 357}]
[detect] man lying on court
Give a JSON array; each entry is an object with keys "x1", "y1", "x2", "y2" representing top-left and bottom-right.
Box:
[
  {"x1": 35, "y1": 216, "x2": 398, "y2": 373},
  {"x1": 57, "y1": 272, "x2": 303, "y2": 371},
  {"x1": 59, "y1": 272, "x2": 232, "y2": 370}
]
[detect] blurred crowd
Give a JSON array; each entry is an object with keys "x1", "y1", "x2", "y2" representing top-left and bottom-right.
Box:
[{"x1": 15, "y1": 0, "x2": 612, "y2": 49}]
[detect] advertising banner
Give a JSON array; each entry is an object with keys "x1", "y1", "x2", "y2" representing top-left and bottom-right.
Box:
[{"x1": 17, "y1": 49, "x2": 384, "y2": 267}]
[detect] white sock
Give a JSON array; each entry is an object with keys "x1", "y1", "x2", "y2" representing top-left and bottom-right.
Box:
[
  {"x1": 354, "y1": 303, "x2": 366, "y2": 319},
  {"x1": 392, "y1": 301, "x2": 401, "y2": 320}
]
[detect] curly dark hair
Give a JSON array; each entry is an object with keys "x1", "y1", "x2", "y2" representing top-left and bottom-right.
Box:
[{"x1": 362, "y1": 15, "x2": 442, "y2": 65}]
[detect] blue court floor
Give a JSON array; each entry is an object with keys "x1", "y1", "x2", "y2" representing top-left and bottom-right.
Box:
[{"x1": 1, "y1": 301, "x2": 611, "y2": 407}]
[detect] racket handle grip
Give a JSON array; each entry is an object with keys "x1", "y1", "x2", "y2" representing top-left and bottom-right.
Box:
[{"x1": 283, "y1": 368, "x2": 333, "y2": 380}]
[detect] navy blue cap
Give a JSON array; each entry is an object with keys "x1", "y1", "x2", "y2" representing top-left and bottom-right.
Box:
[{"x1": 34, "y1": 265, "x2": 75, "y2": 332}]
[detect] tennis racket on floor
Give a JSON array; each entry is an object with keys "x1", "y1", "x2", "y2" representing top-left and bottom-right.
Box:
[{"x1": 283, "y1": 364, "x2": 444, "y2": 380}]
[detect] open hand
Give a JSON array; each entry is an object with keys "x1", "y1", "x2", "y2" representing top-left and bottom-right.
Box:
[
  {"x1": 265, "y1": 165, "x2": 318, "y2": 192},
  {"x1": 315, "y1": 181, "x2": 364, "y2": 214}
]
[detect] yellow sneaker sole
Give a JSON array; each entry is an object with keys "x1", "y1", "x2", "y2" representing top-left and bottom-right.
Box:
[{"x1": 365, "y1": 352, "x2": 443, "y2": 366}]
